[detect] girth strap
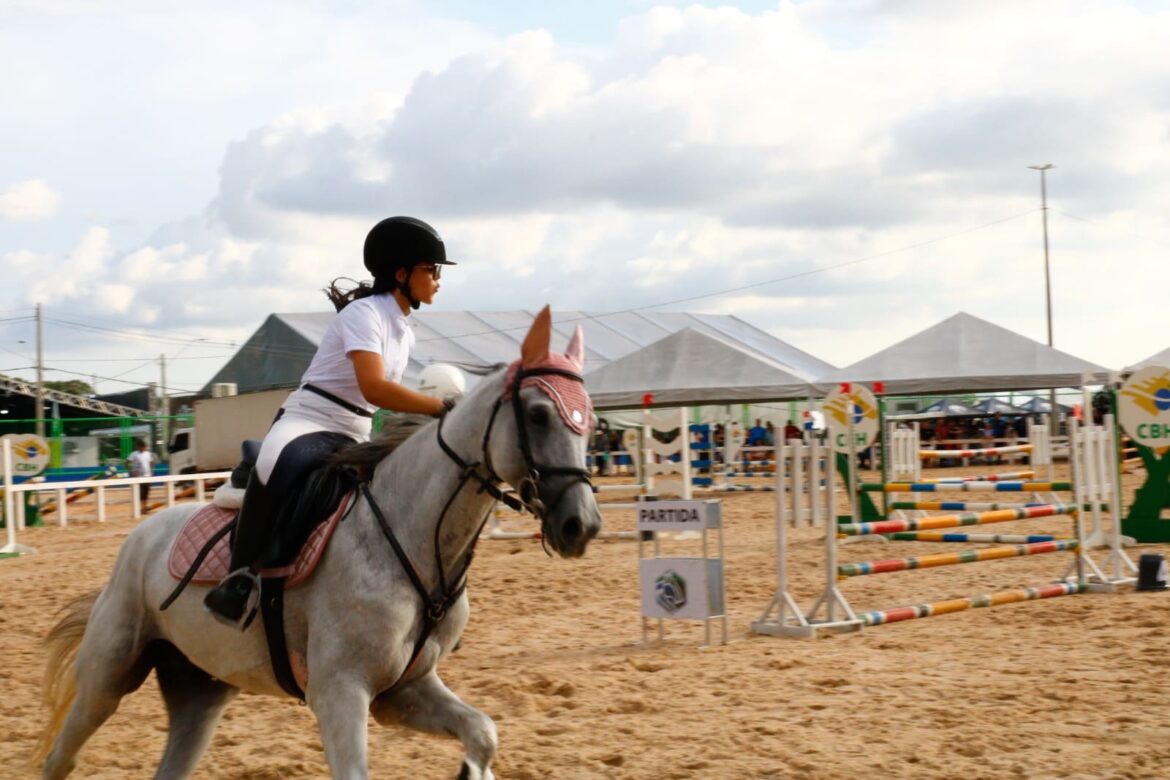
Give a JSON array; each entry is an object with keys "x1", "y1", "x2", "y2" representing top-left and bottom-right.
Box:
[{"x1": 260, "y1": 576, "x2": 305, "y2": 701}]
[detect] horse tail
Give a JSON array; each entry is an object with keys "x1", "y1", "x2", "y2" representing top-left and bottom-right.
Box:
[{"x1": 33, "y1": 588, "x2": 102, "y2": 765}]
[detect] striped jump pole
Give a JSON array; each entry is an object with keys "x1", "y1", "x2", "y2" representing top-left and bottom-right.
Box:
[
  {"x1": 838, "y1": 539, "x2": 1079, "y2": 578},
  {"x1": 890, "y1": 500, "x2": 1051, "y2": 512},
  {"x1": 886, "y1": 532, "x2": 1065, "y2": 544},
  {"x1": 922, "y1": 470, "x2": 1035, "y2": 484},
  {"x1": 862, "y1": 481, "x2": 1072, "y2": 493},
  {"x1": 709, "y1": 484, "x2": 777, "y2": 492},
  {"x1": 890, "y1": 500, "x2": 1109, "y2": 513},
  {"x1": 918, "y1": 444, "x2": 1033, "y2": 459},
  {"x1": 858, "y1": 582, "x2": 1088, "y2": 625},
  {"x1": 838, "y1": 503, "x2": 1074, "y2": 536},
  {"x1": 592, "y1": 483, "x2": 646, "y2": 493}
]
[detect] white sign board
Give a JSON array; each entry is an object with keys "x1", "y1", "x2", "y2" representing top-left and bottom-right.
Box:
[
  {"x1": 2, "y1": 434, "x2": 50, "y2": 477},
  {"x1": 822, "y1": 384, "x2": 880, "y2": 454},
  {"x1": 639, "y1": 558, "x2": 725, "y2": 620},
  {"x1": 636, "y1": 500, "x2": 721, "y2": 532},
  {"x1": 1118, "y1": 366, "x2": 1170, "y2": 449}
]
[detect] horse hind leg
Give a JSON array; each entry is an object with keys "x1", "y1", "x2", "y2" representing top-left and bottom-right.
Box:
[
  {"x1": 38, "y1": 589, "x2": 154, "y2": 780},
  {"x1": 371, "y1": 671, "x2": 498, "y2": 780},
  {"x1": 151, "y1": 641, "x2": 237, "y2": 780}
]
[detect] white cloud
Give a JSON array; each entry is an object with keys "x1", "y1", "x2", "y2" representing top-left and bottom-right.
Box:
[{"x1": 0, "y1": 179, "x2": 61, "y2": 221}]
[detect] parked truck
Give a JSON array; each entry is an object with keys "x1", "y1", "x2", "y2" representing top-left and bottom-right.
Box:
[{"x1": 168, "y1": 388, "x2": 290, "y2": 473}]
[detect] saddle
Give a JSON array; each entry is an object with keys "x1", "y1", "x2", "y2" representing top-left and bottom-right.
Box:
[{"x1": 162, "y1": 441, "x2": 360, "y2": 701}]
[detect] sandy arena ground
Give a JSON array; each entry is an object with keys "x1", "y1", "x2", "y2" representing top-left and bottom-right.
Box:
[{"x1": 3, "y1": 463, "x2": 1170, "y2": 779}]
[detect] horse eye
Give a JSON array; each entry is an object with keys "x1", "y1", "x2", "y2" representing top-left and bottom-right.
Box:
[{"x1": 528, "y1": 405, "x2": 551, "y2": 426}]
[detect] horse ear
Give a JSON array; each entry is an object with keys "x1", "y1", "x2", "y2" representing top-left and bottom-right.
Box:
[
  {"x1": 565, "y1": 325, "x2": 585, "y2": 371},
  {"x1": 521, "y1": 305, "x2": 552, "y2": 366}
]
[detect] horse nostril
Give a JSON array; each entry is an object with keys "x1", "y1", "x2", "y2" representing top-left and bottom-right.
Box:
[{"x1": 562, "y1": 515, "x2": 583, "y2": 542}]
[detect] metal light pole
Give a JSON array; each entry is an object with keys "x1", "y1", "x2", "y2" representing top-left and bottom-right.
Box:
[
  {"x1": 35, "y1": 302, "x2": 44, "y2": 438},
  {"x1": 1028, "y1": 164, "x2": 1058, "y2": 426}
]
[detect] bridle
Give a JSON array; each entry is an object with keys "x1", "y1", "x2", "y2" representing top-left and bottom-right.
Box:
[{"x1": 360, "y1": 363, "x2": 593, "y2": 692}]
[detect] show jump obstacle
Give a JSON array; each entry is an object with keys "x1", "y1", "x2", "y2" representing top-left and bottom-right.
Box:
[{"x1": 752, "y1": 384, "x2": 1134, "y2": 638}]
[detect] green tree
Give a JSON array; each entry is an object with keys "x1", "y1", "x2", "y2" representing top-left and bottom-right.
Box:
[{"x1": 44, "y1": 380, "x2": 95, "y2": 396}]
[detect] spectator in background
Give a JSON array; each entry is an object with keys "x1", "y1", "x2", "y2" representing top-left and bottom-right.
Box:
[
  {"x1": 1012, "y1": 415, "x2": 1028, "y2": 438},
  {"x1": 765, "y1": 421, "x2": 776, "y2": 447},
  {"x1": 127, "y1": 440, "x2": 154, "y2": 504},
  {"x1": 783, "y1": 419, "x2": 803, "y2": 443},
  {"x1": 932, "y1": 418, "x2": 951, "y2": 468},
  {"x1": 747, "y1": 418, "x2": 768, "y2": 460}
]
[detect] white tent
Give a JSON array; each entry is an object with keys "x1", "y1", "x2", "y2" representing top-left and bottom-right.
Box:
[
  {"x1": 817, "y1": 312, "x2": 1110, "y2": 394},
  {"x1": 1126, "y1": 346, "x2": 1170, "y2": 373},
  {"x1": 585, "y1": 328, "x2": 827, "y2": 410},
  {"x1": 202, "y1": 309, "x2": 832, "y2": 396}
]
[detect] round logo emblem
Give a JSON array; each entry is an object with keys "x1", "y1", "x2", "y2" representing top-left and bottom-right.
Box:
[
  {"x1": 2, "y1": 433, "x2": 50, "y2": 477},
  {"x1": 1118, "y1": 365, "x2": 1170, "y2": 449},
  {"x1": 822, "y1": 384, "x2": 880, "y2": 454}
]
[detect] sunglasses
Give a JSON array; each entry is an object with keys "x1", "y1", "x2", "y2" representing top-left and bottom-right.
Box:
[{"x1": 416, "y1": 264, "x2": 442, "y2": 281}]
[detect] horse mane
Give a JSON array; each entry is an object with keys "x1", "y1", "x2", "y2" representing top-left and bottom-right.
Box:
[{"x1": 327, "y1": 415, "x2": 433, "y2": 474}]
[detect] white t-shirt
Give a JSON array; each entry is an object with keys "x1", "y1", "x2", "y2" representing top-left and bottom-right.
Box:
[
  {"x1": 128, "y1": 450, "x2": 154, "y2": 477},
  {"x1": 299, "y1": 294, "x2": 415, "y2": 413}
]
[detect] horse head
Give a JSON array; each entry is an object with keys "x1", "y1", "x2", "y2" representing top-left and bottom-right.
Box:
[{"x1": 486, "y1": 306, "x2": 602, "y2": 558}]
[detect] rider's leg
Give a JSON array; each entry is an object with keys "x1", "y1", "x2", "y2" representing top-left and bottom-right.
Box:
[
  {"x1": 202, "y1": 470, "x2": 279, "y2": 626},
  {"x1": 203, "y1": 427, "x2": 359, "y2": 627}
]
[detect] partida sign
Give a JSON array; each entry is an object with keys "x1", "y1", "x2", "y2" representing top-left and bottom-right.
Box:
[
  {"x1": 822, "y1": 383, "x2": 879, "y2": 454},
  {"x1": 1118, "y1": 366, "x2": 1170, "y2": 448},
  {"x1": 2, "y1": 433, "x2": 50, "y2": 477}
]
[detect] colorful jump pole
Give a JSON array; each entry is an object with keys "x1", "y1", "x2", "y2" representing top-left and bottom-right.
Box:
[
  {"x1": 918, "y1": 444, "x2": 1033, "y2": 459},
  {"x1": 922, "y1": 471, "x2": 1035, "y2": 483},
  {"x1": 858, "y1": 582, "x2": 1087, "y2": 626},
  {"x1": 862, "y1": 481, "x2": 1072, "y2": 493},
  {"x1": 838, "y1": 539, "x2": 1078, "y2": 578},
  {"x1": 838, "y1": 503, "x2": 1074, "y2": 536},
  {"x1": 890, "y1": 500, "x2": 1051, "y2": 512},
  {"x1": 886, "y1": 532, "x2": 1064, "y2": 544}
]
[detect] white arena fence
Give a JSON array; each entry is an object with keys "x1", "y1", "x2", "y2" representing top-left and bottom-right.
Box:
[{"x1": 2, "y1": 438, "x2": 229, "y2": 555}]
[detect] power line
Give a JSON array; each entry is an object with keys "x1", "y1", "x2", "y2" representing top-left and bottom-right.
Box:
[
  {"x1": 44, "y1": 317, "x2": 317, "y2": 361},
  {"x1": 411, "y1": 207, "x2": 1042, "y2": 344},
  {"x1": 27, "y1": 207, "x2": 1041, "y2": 377},
  {"x1": 1051, "y1": 208, "x2": 1170, "y2": 249},
  {"x1": 47, "y1": 353, "x2": 235, "y2": 363},
  {"x1": 43, "y1": 365, "x2": 201, "y2": 395}
]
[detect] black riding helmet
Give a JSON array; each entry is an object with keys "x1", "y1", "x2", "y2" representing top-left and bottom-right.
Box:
[{"x1": 364, "y1": 216, "x2": 456, "y2": 310}]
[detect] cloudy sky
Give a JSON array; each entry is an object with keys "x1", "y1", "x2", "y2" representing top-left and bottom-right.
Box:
[{"x1": 1, "y1": 0, "x2": 1167, "y2": 397}]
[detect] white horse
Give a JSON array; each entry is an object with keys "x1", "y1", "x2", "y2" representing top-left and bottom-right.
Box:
[{"x1": 36, "y1": 307, "x2": 602, "y2": 779}]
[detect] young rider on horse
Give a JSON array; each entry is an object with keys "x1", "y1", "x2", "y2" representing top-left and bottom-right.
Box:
[{"x1": 204, "y1": 216, "x2": 454, "y2": 627}]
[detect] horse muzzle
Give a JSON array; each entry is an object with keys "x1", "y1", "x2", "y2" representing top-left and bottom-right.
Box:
[{"x1": 541, "y1": 483, "x2": 601, "y2": 558}]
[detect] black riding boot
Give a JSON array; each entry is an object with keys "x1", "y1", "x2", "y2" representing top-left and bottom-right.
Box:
[{"x1": 203, "y1": 472, "x2": 280, "y2": 628}]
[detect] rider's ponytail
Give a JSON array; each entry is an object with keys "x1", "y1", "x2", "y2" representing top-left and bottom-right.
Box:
[{"x1": 323, "y1": 276, "x2": 394, "y2": 312}]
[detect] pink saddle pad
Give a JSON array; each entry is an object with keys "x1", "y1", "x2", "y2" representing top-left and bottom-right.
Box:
[{"x1": 168, "y1": 493, "x2": 354, "y2": 589}]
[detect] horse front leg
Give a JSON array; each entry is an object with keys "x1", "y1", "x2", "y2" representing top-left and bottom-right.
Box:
[
  {"x1": 371, "y1": 670, "x2": 498, "y2": 780},
  {"x1": 308, "y1": 672, "x2": 373, "y2": 780}
]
